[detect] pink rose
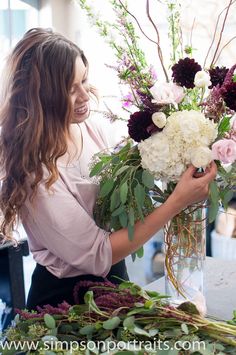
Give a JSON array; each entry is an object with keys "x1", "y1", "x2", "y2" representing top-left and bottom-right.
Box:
[
  {"x1": 150, "y1": 82, "x2": 185, "y2": 106},
  {"x1": 212, "y1": 139, "x2": 236, "y2": 163}
]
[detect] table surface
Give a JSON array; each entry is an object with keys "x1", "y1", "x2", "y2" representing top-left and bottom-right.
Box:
[{"x1": 145, "y1": 257, "x2": 236, "y2": 321}]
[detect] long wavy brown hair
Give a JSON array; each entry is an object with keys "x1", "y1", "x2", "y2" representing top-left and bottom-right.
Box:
[{"x1": 0, "y1": 28, "x2": 89, "y2": 243}]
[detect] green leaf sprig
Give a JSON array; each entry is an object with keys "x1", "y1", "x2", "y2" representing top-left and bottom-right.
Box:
[{"x1": 90, "y1": 140, "x2": 165, "y2": 259}]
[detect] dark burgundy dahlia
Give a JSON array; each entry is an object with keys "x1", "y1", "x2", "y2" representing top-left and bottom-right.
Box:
[
  {"x1": 222, "y1": 82, "x2": 236, "y2": 111},
  {"x1": 209, "y1": 66, "x2": 229, "y2": 88},
  {"x1": 172, "y1": 57, "x2": 202, "y2": 89},
  {"x1": 127, "y1": 111, "x2": 158, "y2": 142}
]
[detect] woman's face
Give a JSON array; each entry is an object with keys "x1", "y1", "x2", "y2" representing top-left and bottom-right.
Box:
[{"x1": 70, "y1": 56, "x2": 90, "y2": 124}]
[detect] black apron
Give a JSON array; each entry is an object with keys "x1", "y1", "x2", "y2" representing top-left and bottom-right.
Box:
[{"x1": 27, "y1": 259, "x2": 129, "y2": 310}]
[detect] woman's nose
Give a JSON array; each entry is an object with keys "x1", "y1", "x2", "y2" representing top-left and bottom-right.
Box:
[{"x1": 76, "y1": 86, "x2": 90, "y2": 103}]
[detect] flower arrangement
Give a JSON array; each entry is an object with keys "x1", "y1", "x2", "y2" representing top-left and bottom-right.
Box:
[
  {"x1": 78, "y1": 0, "x2": 236, "y2": 303},
  {"x1": 78, "y1": 0, "x2": 236, "y2": 230},
  {"x1": 2, "y1": 280, "x2": 236, "y2": 354}
]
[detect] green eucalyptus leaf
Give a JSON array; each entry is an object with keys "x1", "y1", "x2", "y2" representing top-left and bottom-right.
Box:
[
  {"x1": 112, "y1": 156, "x2": 120, "y2": 164},
  {"x1": 103, "y1": 316, "x2": 121, "y2": 330},
  {"x1": 149, "y1": 328, "x2": 159, "y2": 337},
  {"x1": 120, "y1": 181, "x2": 128, "y2": 204},
  {"x1": 134, "y1": 183, "x2": 145, "y2": 208},
  {"x1": 181, "y1": 323, "x2": 189, "y2": 334},
  {"x1": 177, "y1": 301, "x2": 200, "y2": 315},
  {"x1": 119, "y1": 211, "x2": 128, "y2": 228},
  {"x1": 208, "y1": 201, "x2": 219, "y2": 223},
  {"x1": 133, "y1": 325, "x2": 150, "y2": 337},
  {"x1": 79, "y1": 324, "x2": 96, "y2": 335},
  {"x1": 222, "y1": 189, "x2": 234, "y2": 208},
  {"x1": 112, "y1": 205, "x2": 125, "y2": 217},
  {"x1": 209, "y1": 181, "x2": 219, "y2": 202},
  {"x1": 218, "y1": 115, "x2": 231, "y2": 135},
  {"x1": 117, "y1": 141, "x2": 131, "y2": 155},
  {"x1": 128, "y1": 222, "x2": 134, "y2": 241},
  {"x1": 44, "y1": 314, "x2": 56, "y2": 329},
  {"x1": 100, "y1": 179, "x2": 114, "y2": 198},
  {"x1": 128, "y1": 207, "x2": 135, "y2": 226},
  {"x1": 123, "y1": 316, "x2": 135, "y2": 329},
  {"x1": 110, "y1": 189, "x2": 120, "y2": 212},
  {"x1": 89, "y1": 161, "x2": 104, "y2": 177},
  {"x1": 142, "y1": 170, "x2": 155, "y2": 189},
  {"x1": 114, "y1": 165, "x2": 130, "y2": 176},
  {"x1": 69, "y1": 304, "x2": 88, "y2": 315},
  {"x1": 47, "y1": 327, "x2": 58, "y2": 336}
]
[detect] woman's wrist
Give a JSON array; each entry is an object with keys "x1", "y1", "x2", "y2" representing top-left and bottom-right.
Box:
[{"x1": 164, "y1": 191, "x2": 186, "y2": 218}]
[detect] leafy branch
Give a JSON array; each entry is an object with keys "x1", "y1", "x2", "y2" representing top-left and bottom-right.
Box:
[
  {"x1": 3, "y1": 280, "x2": 236, "y2": 354},
  {"x1": 90, "y1": 141, "x2": 165, "y2": 260}
]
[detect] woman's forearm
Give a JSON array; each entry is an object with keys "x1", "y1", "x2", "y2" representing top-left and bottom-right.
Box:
[
  {"x1": 110, "y1": 193, "x2": 183, "y2": 264},
  {"x1": 110, "y1": 162, "x2": 217, "y2": 264}
]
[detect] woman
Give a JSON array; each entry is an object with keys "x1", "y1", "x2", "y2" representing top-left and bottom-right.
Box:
[{"x1": 0, "y1": 28, "x2": 217, "y2": 309}]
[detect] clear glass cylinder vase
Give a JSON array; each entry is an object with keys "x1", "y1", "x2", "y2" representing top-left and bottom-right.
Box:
[{"x1": 164, "y1": 205, "x2": 206, "y2": 312}]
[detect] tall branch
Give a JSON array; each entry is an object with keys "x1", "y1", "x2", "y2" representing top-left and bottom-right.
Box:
[
  {"x1": 189, "y1": 17, "x2": 195, "y2": 52},
  {"x1": 204, "y1": 0, "x2": 235, "y2": 68},
  {"x1": 118, "y1": 0, "x2": 157, "y2": 44},
  {"x1": 214, "y1": 36, "x2": 236, "y2": 64},
  {"x1": 146, "y1": 0, "x2": 169, "y2": 81},
  {"x1": 210, "y1": 0, "x2": 234, "y2": 67}
]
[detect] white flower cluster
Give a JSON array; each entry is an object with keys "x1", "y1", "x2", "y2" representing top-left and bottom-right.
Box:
[{"x1": 138, "y1": 110, "x2": 218, "y2": 182}]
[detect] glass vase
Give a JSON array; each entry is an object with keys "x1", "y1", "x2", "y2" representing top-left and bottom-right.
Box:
[{"x1": 164, "y1": 204, "x2": 206, "y2": 313}]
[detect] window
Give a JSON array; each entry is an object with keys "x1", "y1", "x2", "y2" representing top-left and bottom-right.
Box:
[{"x1": 0, "y1": 0, "x2": 39, "y2": 69}]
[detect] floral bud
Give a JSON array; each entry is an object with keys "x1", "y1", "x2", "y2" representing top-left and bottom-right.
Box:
[
  {"x1": 194, "y1": 71, "x2": 211, "y2": 88},
  {"x1": 152, "y1": 112, "x2": 167, "y2": 129}
]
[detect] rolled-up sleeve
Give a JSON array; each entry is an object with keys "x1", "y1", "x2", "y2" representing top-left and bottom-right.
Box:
[{"x1": 24, "y1": 179, "x2": 112, "y2": 278}]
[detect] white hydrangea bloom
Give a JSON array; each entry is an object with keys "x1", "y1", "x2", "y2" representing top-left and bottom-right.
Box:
[
  {"x1": 190, "y1": 146, "x2": 213, "y2": 168},
  {"x1": 138, "y1": 110, "x2": 217, "y2": 182}
]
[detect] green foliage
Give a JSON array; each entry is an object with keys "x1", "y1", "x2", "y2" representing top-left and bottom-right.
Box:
[
  {"x1": 43, "y1": 314, "x2": 56, "y2": 329},
  {"x1": 167, "y1": 0, "x2": 183, "y2": 64},
  {"x1": 218, "y1": 116, "x2": 231, "y2": 137},
  {"x1": 103, "y1": 316, "x2": 121, "y2": 330},
  {"x1": 90, "y1": 141, "x2": 162, "y2": 258},
  {"x1": 3, "y1": 280, "x2": 236, "y2": 354},
  {"x1": 208, "y1": 181, "x2": 220, "y2": 223}
]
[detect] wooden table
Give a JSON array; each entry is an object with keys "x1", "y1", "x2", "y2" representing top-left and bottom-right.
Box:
[{"x1": 145, "y1": 257, "x2": 236, "y2": 321}]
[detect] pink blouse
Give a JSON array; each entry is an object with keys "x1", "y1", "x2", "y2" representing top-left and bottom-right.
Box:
[{"x1": 21, "y1": 116, "x2": 126, "y2": 278}]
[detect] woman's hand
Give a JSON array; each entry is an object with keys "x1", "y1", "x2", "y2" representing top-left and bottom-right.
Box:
[{"x1": 170, "y1": 161, "x2": 217, "y2": 211}]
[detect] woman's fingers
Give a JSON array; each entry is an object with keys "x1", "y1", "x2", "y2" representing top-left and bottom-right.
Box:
[
  {"x1": 200, "y1": 161, "x2": 217, "y2": 183},
  {"x1": 183, "y1": 162, "x2": 217, "y2": 182}
]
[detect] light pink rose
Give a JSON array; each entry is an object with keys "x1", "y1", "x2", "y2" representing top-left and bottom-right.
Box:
[
  {"x1": 212, "y1": 139, "x2": 236, "y2": 163},
  {"x1": 150, "y1": 82, "x2": 185, "y2": 106}
]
